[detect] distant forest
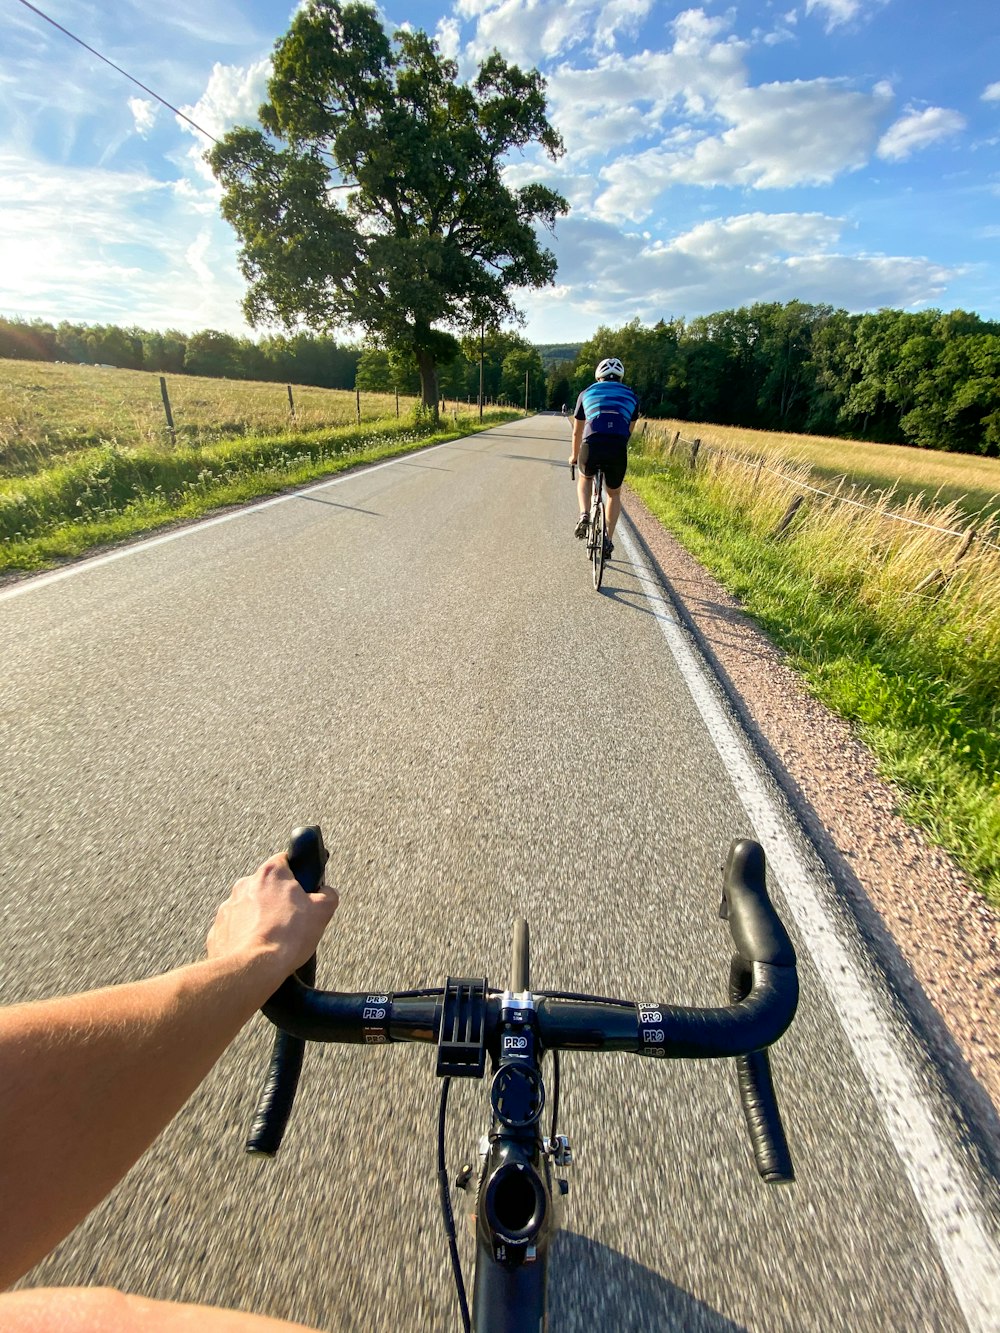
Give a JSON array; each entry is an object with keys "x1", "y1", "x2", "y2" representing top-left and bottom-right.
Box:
[
  {"x1": 552, "y1": 305, "x2": 1000, "y2": 457},
  {"x1": 4, "y1": 303, "x2": 999, "y2": 455},
  {"x1": 0, "y1": 315, "x2": 548, "y2": 409},
  {"x1": 0, "y1": 316, "x2": 361, "y2": 389}
]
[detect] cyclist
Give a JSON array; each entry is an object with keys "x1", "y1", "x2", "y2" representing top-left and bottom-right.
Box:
[
  {"x1": 0, "y1": 853, "x2": 338, "y2": 1331},
  {"x1": 569, "y1": 357, "x2": 640, "y2": 559}
]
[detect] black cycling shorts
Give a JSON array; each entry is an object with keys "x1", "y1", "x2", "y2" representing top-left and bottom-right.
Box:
[{"x1": 579, "y1": 434, "x2": 628, "y2": 489}]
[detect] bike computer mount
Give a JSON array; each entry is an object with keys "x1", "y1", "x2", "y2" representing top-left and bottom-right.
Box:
[{"x1": 436, "y1": 976, "x2": 488, "y2": 1078}]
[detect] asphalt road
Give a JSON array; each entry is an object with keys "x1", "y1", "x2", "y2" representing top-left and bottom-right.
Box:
[{"x1": 2, "y1": 416, "x2": 995, "y2": 1330}]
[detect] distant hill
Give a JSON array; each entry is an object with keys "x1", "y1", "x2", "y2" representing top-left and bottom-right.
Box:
[{"x1": 534, "y1": 343, "x2": 583, "y2": 368}]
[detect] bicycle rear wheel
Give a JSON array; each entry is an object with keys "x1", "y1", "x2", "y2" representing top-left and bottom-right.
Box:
[{"x1": 591, "y1": 486, "x2": 606, "y2": 591}]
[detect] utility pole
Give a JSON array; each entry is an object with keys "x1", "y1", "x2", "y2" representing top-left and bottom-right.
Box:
[
  {"x1": 479, "y1": 320, "x2": 484, "y2": 424},
  {"x1": 524, "y1": 368, "x2": 529, "y2": 415}
]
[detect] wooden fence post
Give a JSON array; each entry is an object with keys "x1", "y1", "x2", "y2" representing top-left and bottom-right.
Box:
[
  {"x1": 913, "y1": 527, "x2": 977, "y2": 598},
  {"x1": 952, "y1": 527, "x2": 976, "y2": 563},
  {"x1": 395, "y1": 388, "x2": 399, "y2": 418},
  {"x1": 356, "y1": 388, "x2": 361, "y2": 425},
  {"x1": 773, "y1": 495, "x2": 805, "y2": 538},
  {"x1": 159, "y1": 376, "x2": 176, "y2": 446},
  {"x1": 287, "y1": 385, "x2": 296, "y2": 422},
  {"x1": 690, "y1": 437, "x2": 701, "y2": 468}
]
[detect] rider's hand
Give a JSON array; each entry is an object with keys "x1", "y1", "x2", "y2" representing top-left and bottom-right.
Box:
[
  {"x1": 569, "y1": 454, "x2": 578, "y2": 465},
  {"x1": 207, "y1": 853, "x2": 339, "y2": 982}
]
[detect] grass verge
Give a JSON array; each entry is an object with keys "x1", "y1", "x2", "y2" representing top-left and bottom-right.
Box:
[
  {"x1": 628, "y1": 432, "x2": 1000, "y2": 908},
  {"x1": 0, "y1": 411, "x2": 518, "y2": 574}
]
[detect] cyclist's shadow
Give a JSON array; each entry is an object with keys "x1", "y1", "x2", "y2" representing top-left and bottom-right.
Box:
[{"x1": 550, "y1": 1231, "x2": 748, "y2": 1332}]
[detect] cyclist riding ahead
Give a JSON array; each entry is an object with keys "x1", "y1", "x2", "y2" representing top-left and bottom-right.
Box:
[{"x1": 570, "y1": 357, "x2": 640, "y2": 559}]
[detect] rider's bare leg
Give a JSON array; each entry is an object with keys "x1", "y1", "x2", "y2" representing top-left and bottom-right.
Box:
[
  {"x1": 605, "y1": 486, "x2": 622, "y2": 537},
  {"x1": 577, "y1": 472, "x2": 593, "y2": 517}
]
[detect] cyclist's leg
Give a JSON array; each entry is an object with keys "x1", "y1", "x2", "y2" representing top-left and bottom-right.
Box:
[
  {"x1": 603, "y1": 442, "x2": 628, "y2": 538},
  {"x1": 575, "y1": 438, "x2": 594, "y2": 534},
  {"x1": 605, "y1": 485, "x2": 622, "y2": 537},
  {"x1": 577, "y1": 470, "x2": 593, "y2": 516}
]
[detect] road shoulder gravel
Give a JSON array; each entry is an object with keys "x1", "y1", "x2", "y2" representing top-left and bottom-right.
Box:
[{"x1": 623, "y1": 482, "x2": 1000, "y2": 1156}]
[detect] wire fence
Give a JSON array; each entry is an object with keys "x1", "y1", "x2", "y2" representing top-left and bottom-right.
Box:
[{"x1": 642, "y1": 422, "x2": 1000, "y2": 555}]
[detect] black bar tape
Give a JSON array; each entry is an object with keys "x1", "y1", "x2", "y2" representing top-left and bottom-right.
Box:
[
  {"x1": 245, "y1": 1028, "x2": 306, "y2": 1156},
  {"x1": 636, "y1": 1002, "x2": 668, "y2": 1058},
  {"x1": 735, "y1": 1050, "x2": 794, "y2": 1183},
  {"x1": 729, "y1": 954, "x2": 794, "y2": 1182}
]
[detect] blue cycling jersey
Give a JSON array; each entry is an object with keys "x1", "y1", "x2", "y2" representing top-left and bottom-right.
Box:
[{"x1": 574, "y1": 381, "x2": 640, "y2": 441}]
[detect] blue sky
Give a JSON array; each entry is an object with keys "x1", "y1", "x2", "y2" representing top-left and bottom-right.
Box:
[{"x1": 2, "y1": 0, "x2": 999, "y2": 343}]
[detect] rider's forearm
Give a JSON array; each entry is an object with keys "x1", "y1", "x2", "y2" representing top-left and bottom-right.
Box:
[
  {"x1": 0, "y1": 1288, "x2": 321, "y2": 1332},
  {"x1": 571, "y1": 421, "x2": 584, "y2": 456},
  {"x1": 0, "y1": 949, "x2": 283, "y2": 1289}
]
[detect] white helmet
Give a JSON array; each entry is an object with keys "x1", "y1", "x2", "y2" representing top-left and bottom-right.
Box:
[{"x1": 595, "y1": 357, "x2": 624, "y2": 381}]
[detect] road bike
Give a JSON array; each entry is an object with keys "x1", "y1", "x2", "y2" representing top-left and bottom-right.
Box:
[
  {"x1": 243, "y1": 827, "x2": 799, "y2": 1332},
  {"x1": 585, "y1": 466, "x2": 607, "y2": 591}
]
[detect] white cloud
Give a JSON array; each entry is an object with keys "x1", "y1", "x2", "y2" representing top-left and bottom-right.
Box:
[
  {"x1": 982, "y1": 82, "x2": 1000, "y2": 103},
  {"x1": 593, "y1": 0, "x2": 655, "y2": 51},
  {"x1": 877, "y1": 106, "x2": 966, "y2": 161},
  {"x1": 178, "y1": 58, "x2": 271, "y2": 143},
  {"x1": 176, "y1": 58, "x2": 272, "y2": 186},
  {"x1": 593, "y1": 79, "x2": 892, "y2": 220},
  {"x1": 0, "y1": 152, "x2": 253, "y2": 334},
  {"x1": 128, "y1": 98, "x2": 158, "y2": 137},
  {"x1": 545, "y1": 11, "x2": 747, "y2": 157},
  {"x1": 465, "y1": 0, "x2": 592, "y2": 64},
  {"x1": 435, "y1": 16, "x2": 462, "y2": 61},
  {"x1": 520, "y1": 210, "x2": 958, "y2": 336},
  {"x1": 463, "y1": 0, "x2": 656, "y2": 64},
  {"x1": 804, "y1": 0, "x2": 885, "y2": 31}
]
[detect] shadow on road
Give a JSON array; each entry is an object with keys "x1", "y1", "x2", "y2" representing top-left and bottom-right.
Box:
[
  {"x1": 504, "y1": 454, "x2": 569, "y2": 466},
  {"x1": 479, "y1": 431, "x2": 561, "y2": 444},
  {"x1": 549, "y1": 1231, "x2": 749, "y2": 1332},
  {"x1": 292, "y1": 494, "x2": 381, "y2": 517}
]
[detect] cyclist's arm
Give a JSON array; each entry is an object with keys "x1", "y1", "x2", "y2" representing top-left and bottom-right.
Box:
[
  {"x1": 0, "y1": 1287, "x2": 321, "y2": 1332},
  {"x1": 570, "y1": 416, "x2": 584, "y2": 460},
  {"x1": 0, "y1": 856, "x2": 338, "y2": 1290}
]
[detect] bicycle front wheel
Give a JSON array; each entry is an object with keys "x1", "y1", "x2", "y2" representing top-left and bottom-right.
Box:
[{"x1": 591, "y1": 495, "x2": 605, "y2": 591}]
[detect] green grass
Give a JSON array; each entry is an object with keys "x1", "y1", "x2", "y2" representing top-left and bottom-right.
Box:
[
  {"x1": 628, "y1": 440, "x2": 1000, "y2": 907},
  {"x1": 0, "y1": 358, "x2": 419, "y2": 472},
  {"x1": 0, "y1": 411, "x2": 518, "y2": 573}
]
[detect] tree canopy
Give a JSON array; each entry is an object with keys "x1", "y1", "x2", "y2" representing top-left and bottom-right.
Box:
[
  {"x1": 209, "y1": 0, "x2": 567, "y2": 415},
  {"x1": 559, "y1": 306, "x2": 1000, "y2": 455}
]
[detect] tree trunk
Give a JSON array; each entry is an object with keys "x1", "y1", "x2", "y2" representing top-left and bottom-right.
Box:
[{"x1": 415, "y1": 348, "x2": 439, "y2": 422}]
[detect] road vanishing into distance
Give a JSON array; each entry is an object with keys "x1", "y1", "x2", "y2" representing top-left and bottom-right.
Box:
[{"x1": 3, "y1": 416, "x2": 998, "y2": 1331}]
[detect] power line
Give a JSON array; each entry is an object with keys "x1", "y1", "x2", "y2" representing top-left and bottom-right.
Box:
[{"x1": 14, "y1": 0, "x2": 218, "y2": 143}]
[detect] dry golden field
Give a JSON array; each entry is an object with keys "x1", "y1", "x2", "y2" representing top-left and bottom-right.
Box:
[
  {"x1": 0, "y1": 358, "x2": 419, "y2": 475},
  {"x1": 648, "y1": 417, "x2": 1000, "y2": 521}
]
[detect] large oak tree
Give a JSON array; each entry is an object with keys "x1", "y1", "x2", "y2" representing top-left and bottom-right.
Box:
[{"x1": 208, "y1": 0, "x2": 568, "y2": 415}]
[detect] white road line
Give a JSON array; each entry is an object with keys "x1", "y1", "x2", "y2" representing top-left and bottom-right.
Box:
[
  {"x1": 618, "y1": 517, "x2": 1000, "y2": 1333},
  {"x1": 0, "y1": 430, "x2": 508, "y2": 605}
]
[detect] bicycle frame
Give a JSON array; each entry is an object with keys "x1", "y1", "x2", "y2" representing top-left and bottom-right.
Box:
[{"x1": 242, "y1": 830, "x2": 799, "y2": 1332}]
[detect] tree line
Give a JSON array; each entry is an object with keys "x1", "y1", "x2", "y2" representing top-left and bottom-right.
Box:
[
  {"x1": 0, "y1": 313, "x2": 548, "y2": 407},
  {"x1": 548, "y1": 304, "x2": 1000, "y2": 456},
  {"x1": 354, "y1": 331, "x2": 546, "y2": 407},
  {"x1": 0, "y1": 316, "x2": 361, "y2": 389}
]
